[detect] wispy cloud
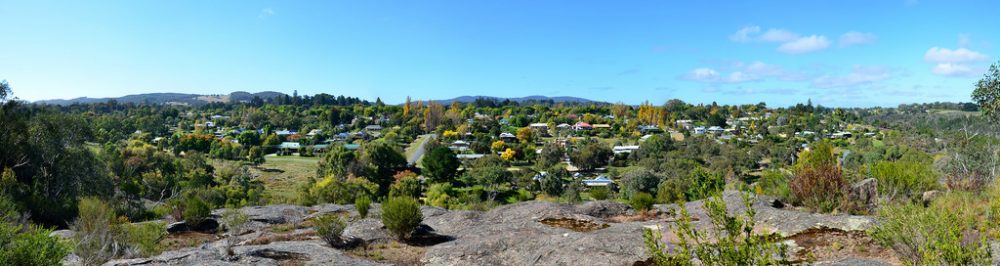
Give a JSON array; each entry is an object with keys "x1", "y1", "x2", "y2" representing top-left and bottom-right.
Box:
[
  {"x1": 680, "y1": 61, "x2": 809, "y2": 83},
  {"x1": 728, "y1": 26, "x2": 761, "y2": 42},
  {"x1": 839, "y1": 31, "x2": 877, "y2": 47},
  {"x1": 924, "y1": 47, "x2": 988, "y2": 63},
  {"x1": 923, "y1": 37, "x2": 989, "y2": 77},
  {"x1": 811, "y1": 66, "x2": 892, "y2": 88},
  {"x1": 730, "y1": 26, "x2": 875, "y2": 54},
  {"x1": 259, "y1": 8, "x2": 275, "y2": 18},
  {"x1": 778, "y1": 35, "x2": 830, "y2": 54}
]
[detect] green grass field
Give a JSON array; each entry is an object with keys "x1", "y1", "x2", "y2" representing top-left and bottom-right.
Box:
[{"x1": 255, "y1": 155, "x2": 320, "y2": 204}]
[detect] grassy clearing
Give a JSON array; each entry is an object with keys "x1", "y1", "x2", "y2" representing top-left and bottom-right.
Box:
[{"x1": 255, "y1": 156, "x2": 320, "y2": 204}]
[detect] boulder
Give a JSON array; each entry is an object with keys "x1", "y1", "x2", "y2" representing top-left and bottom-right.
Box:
[
  {"x1": 222, "y1": 205, "x2": 310, "y2": 225},
  {"x1": 342, "y1": 218, "x2": 392, "y2": 244},
  {"x1": 922, "y1": 190, "x2": 941, "y2": 207},
  {"x1": 849, "y1": 178, "x2": 878, "y2": 213},
  {"x1": 49, "y1": 229, "x2": 75, "y2": 239},
  {"x1": 574, "y1": 201, "x2": 630, "y2": 218}
]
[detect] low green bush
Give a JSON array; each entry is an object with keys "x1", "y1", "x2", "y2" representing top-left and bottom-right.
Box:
[
  {"x1": 381, "y1": 197, "x2": 423, "y2": 240},
  {"x1": 425, "y1": 183, "x2": 454, "y2": 209},
  {"x1": 630, "y1": 192, "x2": 655, "y2": 211},
  {"x1": 755, "y1": 170, "x2": 791, "y2": 201},
  {"x1": 869, "y1": 199, "x2": 991, "y2": 265},
  {"x1": 73, "y1": 198, "x2": 166, "y2": 265},
  {"x1": 0, "y1": 222, "x2": 71, "y2": 266},
  {"x1": 355, "y1": 195, "x2": 372, "y2": 218},
  {"x1": 643, "y1": 192, "x2": 787, "y2": 265},
  {"x1": 0, "y1": 196, "x2": 70, "y2": 266},
  {"x1": 182, "y1": 196, "x2": 211, "y2": 225},
  {"x1": 656, "y1": 178, "x2": 687, "y2": 204},
  {"x1": 589, "y1": 186, "x2": 610, "y2": 200},
  {"x1": 314, "y1": 214, "x2": 348, "y2": 248}
]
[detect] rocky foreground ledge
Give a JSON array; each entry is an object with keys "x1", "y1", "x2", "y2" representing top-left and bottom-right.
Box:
[{"x1": 93, "y1": 191, "x2": 897, "y2": 266}]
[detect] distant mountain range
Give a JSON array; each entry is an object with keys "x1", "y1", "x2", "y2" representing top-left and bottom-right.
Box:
[
  {"x1": 35, "y1": 92, "x2": 598, "y2": 106},
  {"x1": 434, "y1": 95, "x2": 599, "y2": 104},
  {"x1": 34, "y1": 91, "x2": 287, "y2": 105}
]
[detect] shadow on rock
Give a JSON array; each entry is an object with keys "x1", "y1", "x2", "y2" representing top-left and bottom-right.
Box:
[{"x1": 404, "y1": 224, "x2": 455, "y2": 247}]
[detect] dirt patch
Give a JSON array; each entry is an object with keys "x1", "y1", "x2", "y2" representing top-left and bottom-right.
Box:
[
  {"x1": 786, "y1": 227, "x2": 899, "y2": 264},
  {"x1": 539, "y1": 218, "x2": 610, "y2": 232},
  {"x1": 607, "y1": 210, "x2": 666, "y2": 223},
  {"x1": 159, "y1": 231, "x2": 217, "y2": 251},
  {"x1": 246, "y1": 230, "x2": 317, "y2": 246},
  {"x1": 348, "y1": 241, "x2": 427, "y2": 266}
]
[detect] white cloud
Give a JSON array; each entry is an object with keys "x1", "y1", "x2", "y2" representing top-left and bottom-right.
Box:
[
  {"x1": 924, "y1": 47, "x2": 987, "y2": 63},
  {"x1": 811, "y1": 66, "x2": 891, "y2": 88},
  {"x1": 681, "y1": 61, "x2": 808, "y2": 83},
  {"x1": 839, "y1": 31, "x2": 877, "y2": 47},
  {"x1": 729, "y1": 26, "x2": 761, "y2": 42},
  {"x1": 682, "y1": 68, "x2": 721, "y2": 82},
  {"x1": 759, "y1": 29, "x2": 799, "y2": 43},
  {"x1": 931, "y1": 63, "x2": 975, "y2": 76},
  {"x1": 778, "y1": 35, "x2": 830, "y2": 54},
  {"x1": 259, "y1": 8, "x2": 275, "y2": 18}
]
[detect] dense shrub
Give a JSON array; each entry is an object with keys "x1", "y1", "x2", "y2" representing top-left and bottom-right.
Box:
[
  {"x1": 314, "y1": 214, "x2": 349, "y2": 248},
  {"x1": 299, "y1": 176, "x2": 378, "y2": 205},
  {"x1": 869, "y1": 156, "x2": 938, "y2": 201},
  {"x1": 630, "y1": 192, "x2": 655, "y2": 211},
  {"x1": 589, "y1": 186, "x2": 610, "y2": 200},
  {"x1": 870, "y1": 200, "x2": 991, "y2": 265},
  {"x1": 643, "y1": 192, "x2": 786, "y2": 265},
  {"x1": 790, "y1": 141, "x2": 847, "y2": 213},
  {"x1": 0, "y1": 196, "x2": 70, "y2": 266},
  {"x1": 390, "y1": 174, "x2": 422, "y2": 199},
  {"x1": 426, "y1": 183, "x2": 455, "y2": 208},
  {"x1": 355, "y1": 195, "x2": 372, "y2": 218},
  {"x1": 755, "y1": 170, "x2": 791, "y2": 201},
  {"x1": 73, "y1": 198, "x2": 167, "y2": 265},
  {"x1": 620, "y1": 168, "x2": 660, "y2": 199},
  {"x1": 656, "y1": 178, "x2": 686, "y2": 204},
  {"x1": 0, "y1": 223, "x2": 70, "y2": 266},
  {"x1": 381, "y1": 197, "x2": 423, "y2": 240},
  {"x1": 684, "y1": 167, "x2": 724, "y2": 201},
  {"x1": 182, "y1": 195, "x2": 212, "y2": 225}
]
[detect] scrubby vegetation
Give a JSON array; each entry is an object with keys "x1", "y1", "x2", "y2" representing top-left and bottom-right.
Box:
[
  {"x1": 0, "y1": 61, "x2": 998, "y2": 263},
  {"x1": 381, "y1": 197, "x2": 424, "y2": 240},
  {"x1": 643, "y1": 192, "x2": 787, "y2": 265}
]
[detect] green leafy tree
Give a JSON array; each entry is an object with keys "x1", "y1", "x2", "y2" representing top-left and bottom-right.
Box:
[
  {"x1": 536, "y1": 142, "x2": 566, "y2": 168},
  {"x1": 972, "y1": 61, "x2": 1000, "y2": 121},
  {"x1": 620, "y1": 168, "x2": 660, "y2": 199},
  {"x1": 569, "y1": 140, "x2": 612, "y2": 171},
  {"x1": 422, "y1": 146, "x2": 460, "y2": 184},
  {"x1": 247, "y1": 146, "x2": 265, "y2": 165},
  {"x1": 359, "y1": 141, "x2": 407, "y2": 196},
  {"x1": 540, "y1": 166, "x2": 568, "y2": 196}
]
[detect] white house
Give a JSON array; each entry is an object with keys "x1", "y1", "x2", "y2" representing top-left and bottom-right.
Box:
[
  {"x1": 612, "y1": 145, "x2": 640, "y2": 154},
  {"x1": 582, "y1": 175, "x2": 614, "y2": 186}
]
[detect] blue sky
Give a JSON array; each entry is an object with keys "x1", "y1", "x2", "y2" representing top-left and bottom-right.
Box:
[{"x1": 0, "y1": 0, "x2": 997, "y2": 107}]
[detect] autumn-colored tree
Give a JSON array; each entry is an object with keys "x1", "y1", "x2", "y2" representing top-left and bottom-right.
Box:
[
  {"x1": 424, "y1": 101, "x2": 444, "y2": 132},
  {"x1": 516, "y1": 127, "x2": 535, "y2": 143},
  {"x1": 500, "y1": 148, "x2": 517, "y2": 161},
  {"x1": 491, "y1": 140, "x2": 506, "y2": 152}
]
